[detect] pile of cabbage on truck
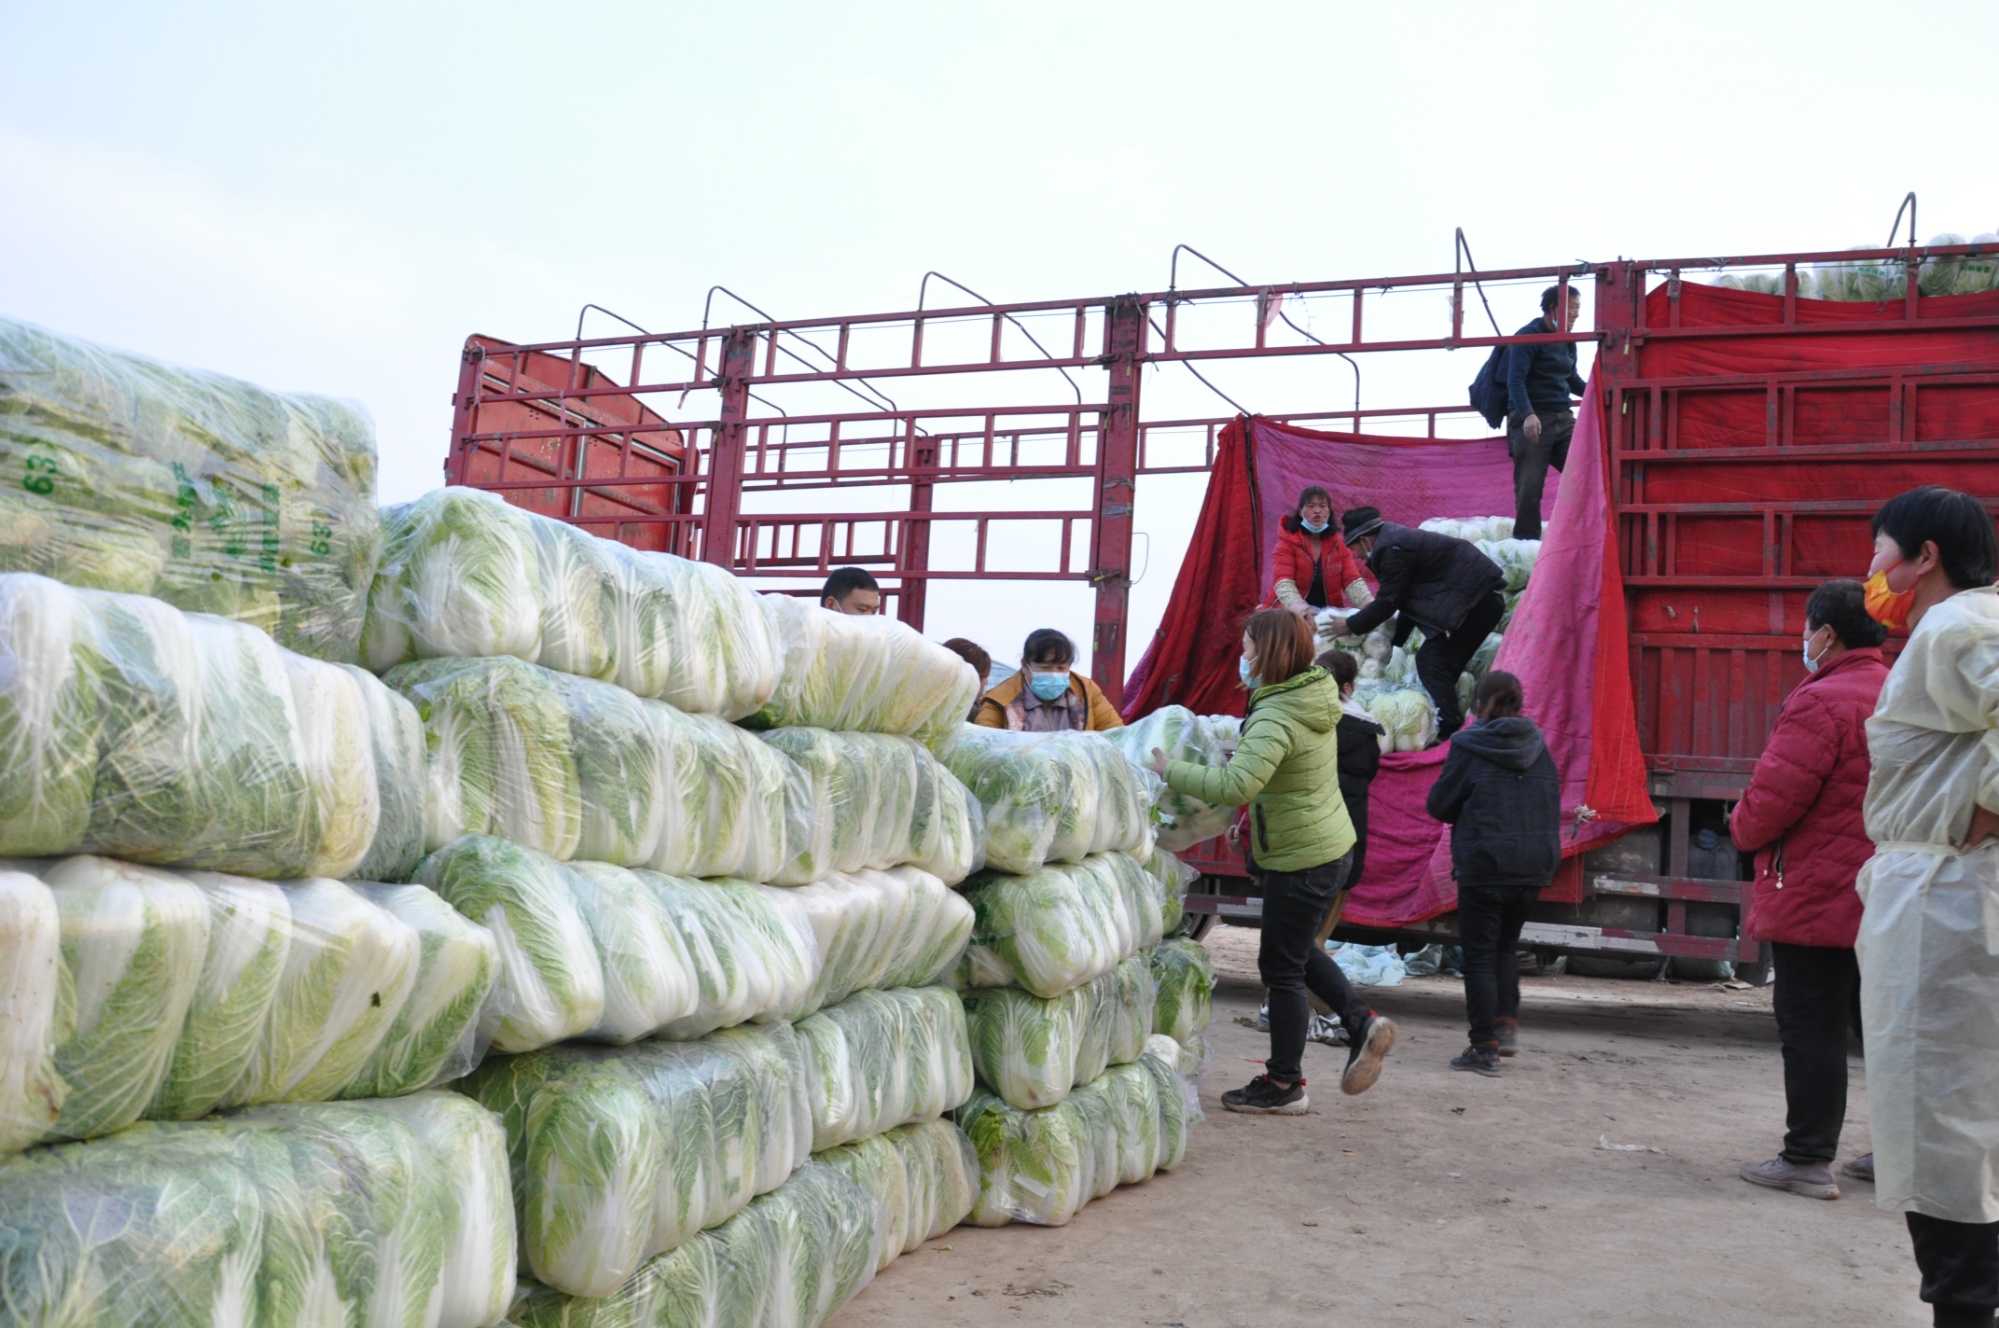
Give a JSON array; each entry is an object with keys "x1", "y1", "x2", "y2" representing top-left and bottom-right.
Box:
[{"x1": 0, "y1": 319, "x2": 1215, "y2": 1328}]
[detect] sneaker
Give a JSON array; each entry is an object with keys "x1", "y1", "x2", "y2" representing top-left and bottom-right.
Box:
[
  {"x1": 1841, "y1": 1153, "x2": 1875, "y2": 1183},
  {"x1": 1341, "y1": 1015, "x2": 1397, "y2": 1096},
  {"x1": 1450, "y1": 1045, "x2": 1502, "y2": 1077},
  {"x1": 1495, "y1": 1018, "x2": 1519, "y2": 1058},
  {"x1": 1739, "y1": 1156, "x2": 1839, "y2": 1201},
  {"x1": 1221, "y1": 1074, "x2": 1309, "y2": 1115},
  {"x1": 1254, "y1": 1004, "x2": 1271, "y2": 1033},
  {"x1": 1307, "y1": 1013, "x2": 1348, "y2": 1047}
]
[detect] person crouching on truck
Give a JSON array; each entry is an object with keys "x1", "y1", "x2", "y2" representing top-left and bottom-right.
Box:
[
  {"x1": 1425, "y1": 670, "x2": 1561, "y2": 1077},
  {"x1": 1730, "y1": 579, "x2": 1889, "y2": 1202},
  {"x1": 1144, "y1": 609, "x2": 1398, "y2": 1113},
  {"x1": 1266, "y1": 486, "x2": 1373, "y2": 621},
  {"x1": 1337, "y1": 505, "x2": 1506, "y2": 742},
  {"x1": 972, "y1": 628, "x2": 1122, "y2": 732}
]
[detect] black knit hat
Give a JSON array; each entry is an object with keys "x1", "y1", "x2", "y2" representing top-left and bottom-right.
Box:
[{"x1": 1341, "y1": 506, "x2": 1384, "y2": 543}]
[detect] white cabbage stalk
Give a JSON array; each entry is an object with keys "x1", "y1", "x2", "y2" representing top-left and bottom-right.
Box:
[
  {"x1": 799, "y1": 986, "x2": 974, "y2": 1152},
  {"x1": 772, "y1": 867, "x2": 974, "y2": 1021},
  {"x1": 945, "y1": 727, "x2": 1157, "y2": 874},
  {"x1": 343, "y1": 884, "x2": 498, "y2": 1098},
  {"x1": 809, "y1": 1118, "x2": 980, "y2": 1272},
  {"x1": 343, "y1": 665, "x2": 428, "y2": 883},
  {"x1": 750, "y1": 593, "x2": 978, "y2": 750},
  {"x1": 564, "y1": 861, "x2": 699, "y2": 1043},
  {"x1": 363, "y1": 1092, "x2": 518, "y2": 1328},
  {"x1": 150, "y1": 872, "x2": 291, "y2": 1121},
  {"x1": 958, "y1": 852, "x2": 1167, "y2": 999},
  {"x1": 0, "y1": 868, "x2": 63, "y2": 1151},
  {"x1": 286, "y1": 656, "x2": 380, "y2": 879}
]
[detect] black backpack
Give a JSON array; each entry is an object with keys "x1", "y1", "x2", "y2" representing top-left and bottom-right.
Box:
[{"x1": 1468, "y1": 344, "x2": 1510, "y2": 429}]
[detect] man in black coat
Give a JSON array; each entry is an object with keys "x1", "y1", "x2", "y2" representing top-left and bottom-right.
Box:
[
  {"x1": 1337, "y1": 506, "x2": 1506, "y2": 741},
  {"x1": 1505, "y1": 285, "x2": 1588, "y2": 540}
]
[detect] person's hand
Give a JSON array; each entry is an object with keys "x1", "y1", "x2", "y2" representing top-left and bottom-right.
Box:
[
  {"x1": 1144, "y1": 747, "x2": 1171, "y2": 777},
  {"x1": 1962, "y1": 805, "x2": 1999, "y2": 852},
  {"x1": 1295, "y1": 605, "x2": 1317, "y2": 622},
  {"x1": 1523, "y1": 413, "x2": 1544, "y2": 444}
]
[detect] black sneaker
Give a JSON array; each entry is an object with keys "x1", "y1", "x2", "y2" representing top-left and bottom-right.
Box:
[
  {"x1": 1495, "y1": 1018, "x2": 1519, "y2": 1058},
  {"x1": 1221, "y1": 1074, "x2": 1309, "y2": 1115},
  {"x1": 1451, "y1": 1045, "x2": 1502, "y2": 1077},
  {"x1": 1341, "y1": 1015, "x2": 1397, "y2": 1096}
]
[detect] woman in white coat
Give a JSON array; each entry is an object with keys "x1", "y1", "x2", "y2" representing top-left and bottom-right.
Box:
[{"x1": 1857, "y1": 486, "x2": 1999, "y2": 1328}]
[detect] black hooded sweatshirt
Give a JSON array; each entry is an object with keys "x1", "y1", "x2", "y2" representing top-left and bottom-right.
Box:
[{"x1": 1425, "y1": 714, "x2": 1562, "y2": 888}]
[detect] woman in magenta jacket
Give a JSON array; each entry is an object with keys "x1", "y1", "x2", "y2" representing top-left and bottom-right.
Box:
[{"x1": 1731, "y1": 579, "x2": 1891, "y2": 1202}]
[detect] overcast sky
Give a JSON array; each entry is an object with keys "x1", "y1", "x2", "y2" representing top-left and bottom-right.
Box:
[{"x1": 6, "y1": 0, "x2": 1996, "y2": 672}]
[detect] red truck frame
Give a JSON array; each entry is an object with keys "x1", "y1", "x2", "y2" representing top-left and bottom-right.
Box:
[{"x1": 445, "y1": 239, "x2": 1999, "y2": 973}]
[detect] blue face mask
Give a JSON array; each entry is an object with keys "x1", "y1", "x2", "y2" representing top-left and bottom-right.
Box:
[
  {"x1": 1301, "y1": 519, "x2": 1329, "y2": 534},
  {"x1": 1028, "y1": 670, "x2": 1071, "y2": 702},
  {"x1": 1238, "y1": 656, "x2": 1261, "y2": 690}
]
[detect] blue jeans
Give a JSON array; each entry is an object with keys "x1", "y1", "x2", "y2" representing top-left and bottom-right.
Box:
[{"x1": 1257, "y1": 853, "x2": 1371, "y2": 1083}]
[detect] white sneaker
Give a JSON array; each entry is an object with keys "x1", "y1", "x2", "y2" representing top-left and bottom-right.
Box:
[{"x1": 1307, "y1": 1014, "x2": 1348, "y2": 1046}]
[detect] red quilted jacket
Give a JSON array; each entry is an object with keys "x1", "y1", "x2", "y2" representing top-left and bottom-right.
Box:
[
  {"x1": 1262, "y1": 521, "x2": 1366, "y2": 610},
  {"x1": 1728, "y1": 647, "x2": 1889, "y2": 949}
]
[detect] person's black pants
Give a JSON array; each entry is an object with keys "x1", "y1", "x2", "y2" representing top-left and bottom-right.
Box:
[
  {"x1": 1769, "y1": 941, "x2": 1862, "y2": 1165},
  {"x1": 1457, "y1": 880, "x2": 1540, "y2": 1046},
  {"x1": 1507, "y1": 406, "x2": 1575, "y2": 541},
  {"x1": 1339, "y1": 777, "x2": 1371, "y2": 890},
  {"x1": 1908, "y1": 1212, "x2": 1999, "y2": 1326},
  {"x1": 1258, "y1": 853, "x2": 1371, "y2": 1084},
  {"x1": 1417, "y1": 589, "x2": 1506, "y2": 740}
]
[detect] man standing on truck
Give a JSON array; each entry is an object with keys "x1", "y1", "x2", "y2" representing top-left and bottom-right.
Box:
[
  {"x1": 1336, "y1": 506, "x2": 1506, "y2": 742},
  {"x1": 820, "y1": 566, "x2": 881, "y2": 615},
  {"x1": 1506, "y1": 285, "x2": 1588, "y2": 541}
]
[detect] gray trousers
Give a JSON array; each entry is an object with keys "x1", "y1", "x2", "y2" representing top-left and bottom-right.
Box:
[{"x1": 1507, "y1": 406, "x2": 1574, "y2": 540}]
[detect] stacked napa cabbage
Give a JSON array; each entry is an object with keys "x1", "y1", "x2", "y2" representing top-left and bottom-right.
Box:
[
  {"x1": 1104, "y1": 707, "x2": 1241, "y2": 851},
  {"x1": 945, "y1": 728, "x2": 1156, "y2": 874},
  {"x1": 509, "y1": 1161, "x2": 879, "y2": 1328},
  {"x1": 1710, "y1": 233, "x2": 1999, "y2": 300},
  {"x1": 797, "y1": 986, "x2": 974, "y2": 1152},
  {"x1": 956, "y1": 1047, "x2": 1195, "y2": 1227},
  {"x1": 458, "y1": 1022, "x2": 813, "y2": 1299},
  {"x1": 962, "y1": 952, "x2": 1157, "y2": 1110},
  {"x1": 1149, "y1": 938, "x2": 1215, "y2": 1045},
  {"x1": 0, "y1": 573, "x2": 425, "y2": 879},
  {"x1": 958, "y1": 853, "x2": 1167, "y2": 999},
  {"x1": 0, "y1": 319, "x2": 382, "y2": 664},
  {"x1": 362, "y1": 488, "x2": 781, "y2": 720},
  {"x1": 761, "y1": 728, "x2": 984, "y2": 884},
  {"x1": 812, "y1": 1119, "x2": 980, "y2": 1272},
  {"x1": 0, "y1": 1091, "x2": 514, "y2": 1328},
  {"x1": 749, "y1": 592, "x2": 979, "y2": 750},
  {"x1": 0, "y1": 856, "x2": 497, "y2": 1154}
]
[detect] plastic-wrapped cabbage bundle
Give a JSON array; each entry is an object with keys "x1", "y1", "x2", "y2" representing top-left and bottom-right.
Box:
[
  {"x1": 509, "y1": 1162, "x2": 878, "y2": 1328},
  {"x1": 775, "y1": 867, "x2": 974, "y2": 1020},
  {"x1": 944, "y1": 728, "x2": 1156, "y2": 875},
  {"x1": 362, "y1": 488, "x2": 780, "y2": 721},
  {"x1": 761, "y1": 729, "x2": 984, "y2": 885},
  {"x1": 345, "y1": 663, "x2": 428, "y2": 882},
  {"x1": 1104, "y1": 707, "x2": 1241, "y2": 852},
  {"x1": 149, "y1": 873, "x2": 291, "y2": 1121},
  {"x1": 1150, "y1": 938, "x2": 1214, "y2": 1044},
  {"x1": 341, "y1": 884, "x2": 498, "y2": 1099},
  {"x1": 1418, "y1": 515, "x2": 1514, "y2": 543},
  {"x1": 797, "y1": 986, "x2": 973, "y2": 1152},
  {"x1": 0, "y1": 318, "x2": 381, "y2": 664},
  {"x1": 813, "y1": 1119, "x2": 979, "y2": 1271},
  {"x1": 418, "y1": 836, "x2": 606, "y2": 1053},
  {"x1": 653, "y1": 711, "x2": 809, "y2": 883},
  {"x1": 458, "y1": 1022, "x2": 812, "y2": 1299},
  {"x1": 643, "y1": 873, "x2": 818, "y2": 1041},
  {"x1": 1477, "y1": 537, "x2": 1540, "y2": 593},
  {"x1": 749, "y1": 593, "x2": 979, "y2": 750},
  {"x1": 0, "y1": 574, "x2": 409, "y2": 877},
  {"x1": 957, "y1": 1049, "x2": 1191, "y2": 1227},
  {"x1": 958, "y1": 852, "x2": 1166, "y2": 999},
  {"x1": 1143, "y1": 846, "x2": 1196, "y2": 936},
  {"x1": 962, "y1": 952, "x2": 1156, "y2": 1110},
  {"x1": 0, "y1": 868, "x2": 62, "y2": 1152},
  {"x1": 564, "y1": 861, "x2": 703, "y2": 1044}
]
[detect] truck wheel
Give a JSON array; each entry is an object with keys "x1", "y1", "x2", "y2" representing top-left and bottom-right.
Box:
[{"x1": 1183, "y1": 914, "x2": 1217, "y2": 942}]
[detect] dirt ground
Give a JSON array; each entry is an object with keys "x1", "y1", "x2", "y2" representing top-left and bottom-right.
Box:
[{"x1": 830, "y1": 926, "x2": 1928, "y2": 1328}]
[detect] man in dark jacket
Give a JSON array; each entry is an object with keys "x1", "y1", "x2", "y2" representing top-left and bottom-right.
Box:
[
  {"x1": 1426, "y1": 671, "x2": 1561, "y2": 1076},
  {"x1": 1338, "y1": 506, "x2": 1506, "y2": 741},
  {"x1": 1506, "y1": 285, "x2": 1588, "y2": 540}
]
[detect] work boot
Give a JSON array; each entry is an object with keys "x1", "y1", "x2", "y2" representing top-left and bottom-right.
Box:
[
  {"x1": 1451, "y1": 1044, "x2": 1502, "y2": 1077},
  {"x1": 1341, "y1": 1015, "x2": 1397, "y2": 1096},
  {"x1": 1495, "y1": 1017, "x2": 1519, "y2": 1058},
  {"x1": 1739, "y1": 1156, "x2": 1839, "y2": 1200},
  {"x1": 1221, "y1": 1074, "x2": 1309, "y2": 1116},
  {"x1": 1841, "y1": 1153, "x2": 1875, "y2": 1183}
]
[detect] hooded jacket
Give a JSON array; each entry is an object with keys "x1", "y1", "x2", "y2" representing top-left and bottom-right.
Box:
[
  {"x1": 1161, "y1": 666, "x2": 1355, "y2": 874},
  {"x1": 1343, "y1": 523, "x2": 1505, "y2": 644},
  {"x1": 1728, "y1": 646, "x2": 1887, "y2": 948},
  {"x1": 1426, "y1": 714, "x2": 1562, "y2": 887}
]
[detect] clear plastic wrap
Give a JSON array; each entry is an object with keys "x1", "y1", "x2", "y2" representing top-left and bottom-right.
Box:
[
  {"x1": 957, "y1": 852, "x2": 1167, "y2": 999},
  {"x1": 508, "y1": 1161, "x2": 878, "y2": 1328},
  {"x1": 759, "y1": 728, "x2": 985, "y2": 885},
  {"x1": 0, "y1": 1094, "x2": 514, "y2": 1328},
  {"x1": 775, "y1": 866, "x2": 974, "y2": 1020},
  {"x1": 943, "y1": 727, "x2": 1157, "y2": 874},
  {"x1": 361, "y1": 487, "x2": 780, "y2": 720},
  {"x1": 748, "y1": 592, "x2": 979, "y2": 750},
  {"x1": 1143, "y1": 846, "x2": 1197, "y2": 935},
  {"x1": 458, "y1": 1022, "x2": 814, "y2": 1299},
  {"x1": 385, "y1": 656, "x2": 810, "y2": 880},
  {"x1": 812, "y1": 1118, "x2": 980, "y2": 1271},
  {"x1": 0, "y1": 317, "x2": 382, "y2": 664},
  {"x1": 956, "y1": 1049, "x2": 1192, "y2": 1227},
  {"x1": 0, "y1": 868, "x2": 61, "y2": 1152},
  {"x1": 1103, "y1": 707, "x2": 1242, "y2": 852},
  {"x1": 341, "y1": 883, "x2": 499, "y2": 1100},
  {"x1": 1149, "y1": 937, "x2": 1215, "y2": 1044},
  {"x1": 962, "y1": 951, "x2": 1157, "y2": 1110},
  {"x1": 797, "y1": 986, "x2": 974, "y2": 1152},
  {"x1": 0, "y1": 573, "x2": 416, "y2": 877},
  {"x1": 643, "y1": 873, "x2": 819, "y2": 1041}
]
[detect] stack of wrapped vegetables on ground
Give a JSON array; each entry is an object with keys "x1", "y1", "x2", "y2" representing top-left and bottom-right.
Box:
[
  {"x1": 1314, "y1": 515, "x2": 1541, "y2": 751},
  {"x1": 0, "y1": 319, "x2": 1211, "y2": 1328}
]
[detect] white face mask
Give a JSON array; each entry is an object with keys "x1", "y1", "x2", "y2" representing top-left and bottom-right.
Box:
[{"x1": 1802, "y1": 627, "x2": 1830, "y2": 673}]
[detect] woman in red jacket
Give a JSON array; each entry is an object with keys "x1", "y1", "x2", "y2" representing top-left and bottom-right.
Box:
[
  {"x1": 1266, "y1": 486, "x2": 1372, "y2": 618},
  {"x1": 1732, "y1": 579, "x2": 1891, "y2": 1202}
]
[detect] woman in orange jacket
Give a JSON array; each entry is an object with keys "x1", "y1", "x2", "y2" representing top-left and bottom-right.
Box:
[
  {"x1": 1267, "y1": 486, "x2": 1372, "y2": 619},
  {"x1": 970, "y1": 628, "x2": 1122, "y2": 732}
]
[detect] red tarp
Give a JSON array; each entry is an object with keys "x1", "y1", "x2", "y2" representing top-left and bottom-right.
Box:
[{"x1": 1124, "y1": 400, "x2": 1653, "y2": 928}]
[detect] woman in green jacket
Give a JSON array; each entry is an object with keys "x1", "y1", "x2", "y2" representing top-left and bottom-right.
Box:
[{"x1": 1146, "y1": 608, "x2": 1398, "y2": 1113}]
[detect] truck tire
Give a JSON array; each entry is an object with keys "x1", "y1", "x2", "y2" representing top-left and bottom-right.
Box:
[{"x1": 1183, "y1": 913, "x2": 1217, "y2": 942}]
